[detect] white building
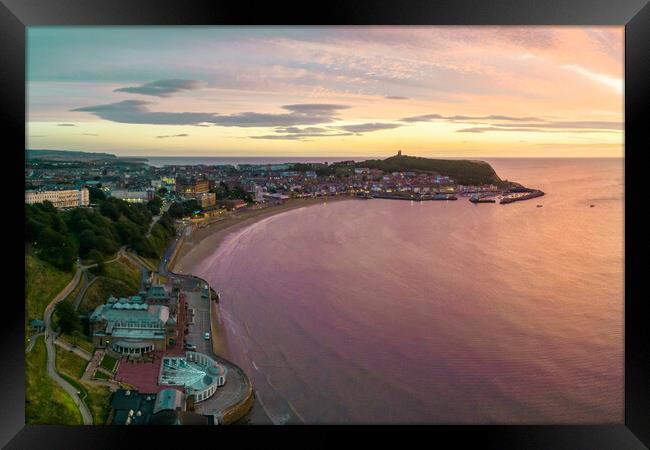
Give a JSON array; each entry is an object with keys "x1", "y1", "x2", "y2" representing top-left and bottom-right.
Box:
[
  {"x1": 110, "y1": 189, "x2": 153, "y2": 203},
  {"x1": 25, "y1": 188, "x2": 89, "y2": 209}
]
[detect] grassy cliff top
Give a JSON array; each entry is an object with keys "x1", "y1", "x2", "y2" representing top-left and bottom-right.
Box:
[{"x1": 358, "y1": 154, "x2": 504, "y2": 186}]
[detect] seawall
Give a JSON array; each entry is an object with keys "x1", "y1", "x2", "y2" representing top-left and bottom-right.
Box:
[{"x1": 164, "y1": 227, "x2": 254, "y2": 424}]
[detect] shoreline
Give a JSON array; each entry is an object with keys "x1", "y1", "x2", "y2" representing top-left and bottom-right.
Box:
[
  {"x1": 173, "y1": 195, "x2": 352, "y2": 274},
  {"x1": 173, "y1": 195, "x2": 352, "y2": 425}
]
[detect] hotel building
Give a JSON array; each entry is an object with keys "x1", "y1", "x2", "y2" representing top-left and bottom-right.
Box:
[{"x1": 25, "y1": 188, "x2": 89, "y2": 209}]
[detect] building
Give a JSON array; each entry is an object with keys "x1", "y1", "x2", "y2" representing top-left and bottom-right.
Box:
[
  {"x1": 220, "y1": 198, "x2": 247, "y2": 210},
  {"x1": 25, "y1": 188, "x2": 89, "y2": 209},
  {"x1": 243, "y1": 182, "x2": 265, "y2": 202},
  {"x1": 159, "y1": 352, "x2": 227, "y2": 403},
  {"x1": 175, "y1": 177, "x2": 209, "y2": 198},
  {"x1": 110, "y1": 189, "x2": 154, "y2": 203},
  {"x1": 110, "y1": 388, "x2": 214, "y2": 425},
  {"x1": 263, "y1": 192, "x2": 289, "y2": 203},
  {"x1": 90, "y1": 295, "x2": 178, "y2": 356},
  {"x1": 143, "y1": 283, "x2": 178, "y2": 315},
  {"x1": 196, "y1": 192, "x2": 216, "y2": 209}
]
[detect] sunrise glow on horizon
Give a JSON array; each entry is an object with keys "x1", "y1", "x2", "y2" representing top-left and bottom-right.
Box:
[{"x1": 27, "y1": 26, "x2": 624, "y2": 158}]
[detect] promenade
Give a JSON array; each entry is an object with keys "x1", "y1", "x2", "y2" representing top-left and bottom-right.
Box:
[{"x1": 163, "y1": 225, "x2": 254, "y2": 424}]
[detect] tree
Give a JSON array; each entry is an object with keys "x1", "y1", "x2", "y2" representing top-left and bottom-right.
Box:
[
  {"x1": 38, "y1": 227, "x2": 76, "y2": 271},
  {"x1": 87, "y1": 249, "x2": 104, "y2": 264},
  {"x1": 147, "y1": 196, "x2": 163, "y2": 215},
  {"x1": 157, "y1": 187, "x2": 168, "y2": 195},
  {"x1": 55, "y1": 300, "x2": 81, "y2": 335},
  {"x1": 99, "y1": 200, "x2": 120, "y2": 221},
  {"x1": 88, "y1": 186, "x2": 107, "y2": 203}
]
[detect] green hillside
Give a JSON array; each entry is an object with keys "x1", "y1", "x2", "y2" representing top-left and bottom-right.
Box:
[{"x1": 359, "y1": 154, "x2": 504, "y2": 186}]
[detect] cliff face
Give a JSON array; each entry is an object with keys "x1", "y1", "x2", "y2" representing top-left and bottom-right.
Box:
[{"x1": 358, "y1": 155, "x2": 504, "y2": 186}]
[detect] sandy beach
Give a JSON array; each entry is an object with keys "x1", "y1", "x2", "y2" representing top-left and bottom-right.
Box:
[
  {"x1": 173, "y1": 195, "x2": 353, "y2": 274},
  {"x1": 173, "y1": 196, "x2": 355, "y2": 425}
]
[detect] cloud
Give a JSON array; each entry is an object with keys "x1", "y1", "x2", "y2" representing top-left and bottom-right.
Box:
[
  {"x1": 562, "y1": 64, "x2": 623, "y2": 93},
  {"x1": 56, "y1": 123, "x2": 75, "y2": 126},
  {"x1": 337, "y1": 123, "x2": 404, "y2": 133},
  {"x1": 400, "y1": 113, "x2": 622, "y2": 133},
  {"x1": 73, "y1": 100, "x2": 217, "y2": 125},
  {"x1": 385, "y1": 96, "x2": 409, "y2": 100},
  {"x1": 483, "y1": 120, "x2": 622, "y2": 130},
  {"x1": 72, "y1": 100, "x2": 351, "y2": 127},
  {"x1": 401, "y1": 114, "x2": 542, "y2": 123},
  {"x1": 249, "y1": 121, "x2": 405, "y2": 140},
  {"x1": 274, "y1": 126, "x2": 330, "y2": 134},
  {"x1": 114, "y1": 79, "x2": 207, "y2": 97},
  {"x1": 156, "y1": 133, "x2": 189, "y2": 139},
  {"x1": 457, "y1": 126, "x2": 619, "y2": 134},
  {"x1": 401, "y1": 114, "x2": 445, "y2": 123},
  {"x1": 283, "y1": 104, "x2": 350, "y2": 114},
  {"x1": 249, "y1": 132, "x2": 354, "y2": 140}
]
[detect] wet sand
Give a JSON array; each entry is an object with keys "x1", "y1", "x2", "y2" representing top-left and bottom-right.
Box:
[{"x1": 174, "y1": 196, "x2": 352, "y2": 274}]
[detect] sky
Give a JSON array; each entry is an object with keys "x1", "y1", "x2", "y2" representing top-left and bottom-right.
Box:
[{"x1": 26, "y1": 26, "x2": 624, "y2": 158}]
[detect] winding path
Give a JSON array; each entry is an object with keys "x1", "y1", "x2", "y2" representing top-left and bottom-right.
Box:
[{"x1": 42, "y1": 267, "x2": 93, "y2": 425}]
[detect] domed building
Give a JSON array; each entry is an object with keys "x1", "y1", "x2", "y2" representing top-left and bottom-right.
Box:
[{"x1": 159, "y1": 351, "x2": 227, "y2": 403}]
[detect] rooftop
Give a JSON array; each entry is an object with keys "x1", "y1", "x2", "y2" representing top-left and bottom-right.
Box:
[{"x1": 159, "y1": 352, "x2": 227, "y2": 395}]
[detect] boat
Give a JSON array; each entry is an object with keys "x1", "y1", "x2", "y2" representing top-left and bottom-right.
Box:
[
  {"x1": 470, "y1": 194, "x2": 496, "y2": 203},
  {"x1": 432, "y1": 193, "x2": 458, "y2": 201}
]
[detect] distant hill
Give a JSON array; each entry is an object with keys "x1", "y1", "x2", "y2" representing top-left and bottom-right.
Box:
[
  {"x1": 26, "y1": 149, "x2": 148, "y2": 164},
  {"x1": 26, "y1": 149, "x2": 118, "y2": 161},
  {"x1": 358, "y1": 153, "x2": 504, "y2": 186}
]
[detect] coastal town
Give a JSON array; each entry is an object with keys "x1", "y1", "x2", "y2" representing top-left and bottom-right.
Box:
[
  {"x1": 26, "y1": 149, "x2": 544, "y2": 214},
  {"x1": 24, "y1": 149, "x2": 545, "y2": 426}
]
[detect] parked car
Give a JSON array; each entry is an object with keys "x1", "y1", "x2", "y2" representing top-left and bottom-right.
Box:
[
  {"x1": 184, "y1": 343, "x2": 197, "y2": 351},
  {"x1": 204, "y1": 332, "x2": 210, "y2": 340}
]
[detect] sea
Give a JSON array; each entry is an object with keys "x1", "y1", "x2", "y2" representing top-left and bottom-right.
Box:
[{"x1": 189, "y1": 158, "x2": 624, "y2": 424}]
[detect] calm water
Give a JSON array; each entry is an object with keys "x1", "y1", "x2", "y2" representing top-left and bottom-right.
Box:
[{"x1": 191, "y1": 158, "x2": 624, "y2": 424}]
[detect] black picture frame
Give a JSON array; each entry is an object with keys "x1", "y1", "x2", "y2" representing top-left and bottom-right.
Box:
[{"x1": 2, "y1": 0, "x2": 648, "y2": 448}]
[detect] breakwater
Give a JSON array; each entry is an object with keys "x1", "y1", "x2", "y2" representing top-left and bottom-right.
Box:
[{"x1": 499, "y1": 189, "x2": 545, "y2": 204}]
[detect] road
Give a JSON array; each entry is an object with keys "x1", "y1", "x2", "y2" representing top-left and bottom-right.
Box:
[
  {"x1": 42, "y1": 266, "x2": 93, "y2": 425},
  {"x1": 25, "y1": 332, "x2": 43, "y2": 354},
  {"x1": 162, "y1": 224, "x2": 253, "y2": 423},
  {"x1": 72, "y1": 270, "x2": 90, "y2": 310},
  {"x1": 146, "y1": 202, "x2": 171, "y2": 238}
]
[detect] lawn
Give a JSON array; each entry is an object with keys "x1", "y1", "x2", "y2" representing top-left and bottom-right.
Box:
[
  {"x1": 93, "y1": 370, "x2": 110, "y2": 380},
  {"x1": 60, "y1": 375, "x2": 112, "y2": 424},
  {"x1": 55, "y1": 346, "x2": 90, "y2": 379},
  {"x1": 99, "y1": 257, "x2": 141, "y2": 292},
  {"x1": 99, "y1": 354, "x2": 118, "y2": 372},
  {"x1": 25, "y1": 337, "x2": 83, "y2": 425},
  {"x1": 80, "y1": 381, "x2": 112, "y2": 425},
  {"x1": 146, "y1": 257, "x2": 160, "y2": 270},
  {"x1": 79, "y1": 277, "x2": 134, "y2": 313},
  {"x1": 64, "y1": 278, "x2": 83, "y2": 304},
  {"x1": 25, "y1": 253, "x2": 74, "y2": 322},
  {"x1": 55, "y1": 346, "x2": 112, "y2": 424},
  {"x1": 58, "y1": 331, "x2": 95, "y2": 355}
]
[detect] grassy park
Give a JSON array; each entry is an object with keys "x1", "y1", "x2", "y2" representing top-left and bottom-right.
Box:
[{"x1": 25, "y1": 337, "x2": 82, "y2": 425}]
